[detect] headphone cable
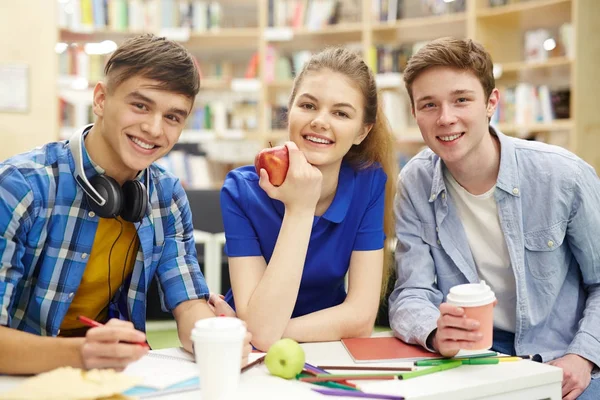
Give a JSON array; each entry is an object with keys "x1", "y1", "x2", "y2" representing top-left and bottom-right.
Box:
[
  {"x1": 120, "y1": 222, "x2": 143, "y2": 295},
  {"x1": 107, "y1": 218, "x2": 124, "y2": 306}
]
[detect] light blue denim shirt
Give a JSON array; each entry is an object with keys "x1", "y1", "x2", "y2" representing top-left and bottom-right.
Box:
[{"x1": 389, "y1": 129, "x2": 600, "y2": 372}]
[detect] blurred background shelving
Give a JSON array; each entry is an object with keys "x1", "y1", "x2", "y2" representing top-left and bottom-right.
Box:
[{"x1": 1, "y1": 0, "x2": 598, "y2": 188}]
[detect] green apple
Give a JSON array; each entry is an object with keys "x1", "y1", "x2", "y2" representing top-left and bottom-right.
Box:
[{"x1": 264, "y1": 338, "x2": 306, "y2": 379}]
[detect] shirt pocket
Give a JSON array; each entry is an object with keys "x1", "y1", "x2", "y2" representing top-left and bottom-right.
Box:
[{"x1": 524, "y1": 221, "x2": 567, "y2": 280}]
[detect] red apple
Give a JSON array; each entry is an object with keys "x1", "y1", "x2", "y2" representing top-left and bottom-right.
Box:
[{"x1": 254, "y1": 143, "x2": 289, "y2": 186}]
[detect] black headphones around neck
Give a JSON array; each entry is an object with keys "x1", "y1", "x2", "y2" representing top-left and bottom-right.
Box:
[{"x1": 70, "y1": 125, "x2": 148, "y2": 223}]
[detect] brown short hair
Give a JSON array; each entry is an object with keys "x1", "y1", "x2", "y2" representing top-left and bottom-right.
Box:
[
  {"x1": 104, "y1": 34, "x2": 200, "y2": 100},
  {"x1": 403, "y1": 37, "x2": 495, "y2": 107}
]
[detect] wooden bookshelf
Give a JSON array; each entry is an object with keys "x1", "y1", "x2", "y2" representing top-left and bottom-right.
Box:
[
  {"x1": 497, "y1": 119, "x2": 573, "y2": 135},
  {"x1": 266, "y1": 23, "x2": 364, "y2": 51},
  {"x1": 373, "y1": 13, "x2": 468, "y2": 44},
  {"x1": 476, "y1": 0, "x2": 571, "y2": 18},
  {"x1": 499, "y1": 57, "x2": 572, "y2": 74},
  {"x1": 48, "y1": 0, "x2": 600, "y2": 177},
  {"x1": 187, "y1": 28, "x2": 260, "y2": 49}
]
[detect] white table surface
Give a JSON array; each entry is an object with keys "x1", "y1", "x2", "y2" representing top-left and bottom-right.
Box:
[{"x1": 0, "y1": 340, "x2": 563, "y2": 400}]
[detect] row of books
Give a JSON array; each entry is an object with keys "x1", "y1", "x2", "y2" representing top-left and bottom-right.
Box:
[
  {"x1": 155, "y1": 148, "x2": 214, "y2": 189},
  {"x1": 59, "y1": 100, "x2": 93, "y2": 130},
  {"x1": 372, "y1": 0, "x2": 466, "y2": 22},
  {"x1": 58, "y1": 45, "x2": 106, "y2": 82},
  {"x1": 57, "y1": 0, "x2": 228, "y2": 32},
  {"x1": 369, "y1": 42, "x2": 426, "y2": 74},
  {"x1": 491, "y1": 84, "x2": 570, "y2": 126},
  {"x1": 268, "y1": 0, "x2": 355, "y2": 29},
  {"x1": 186, "y1": 101, "x2": 259, "y2": 132}
]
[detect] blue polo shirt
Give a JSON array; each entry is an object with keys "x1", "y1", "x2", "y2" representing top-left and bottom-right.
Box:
[{"x1": 221, "y1": 162, "x2": 386, "y2": 318}]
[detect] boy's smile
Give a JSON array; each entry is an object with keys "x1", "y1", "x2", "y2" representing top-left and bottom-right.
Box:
[
  {"x1": 86, "y1": 76, "x2": 193, "y2": 184},
  {"x1": 411, "y1": 66, "x2": 498, "y2": 173}
]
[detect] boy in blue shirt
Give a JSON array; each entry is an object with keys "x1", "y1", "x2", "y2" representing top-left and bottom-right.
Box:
[
  {"x1": 389, "y1": 37, "x2": 599, "y2": 399},
  {"x1": 0, "y1": 34, "x2": 250, "y2": 374},
  {"x1": 218, "y1": 47, "x2": 397, "y2": 351}
]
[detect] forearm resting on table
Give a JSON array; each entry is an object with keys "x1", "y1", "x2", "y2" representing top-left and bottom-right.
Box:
[
  {"x1": 173, "y1": 298, "x2": 216, "y2": 353},
  {"x1": 0, "y1": 325, "x2": 84, "y2": 374},
  {"x1": 239, "y1": 210, "x2": 314, "y2": 350},
  {"x1": 282, "y1": 301, "x2": 375, "y2": 345}
]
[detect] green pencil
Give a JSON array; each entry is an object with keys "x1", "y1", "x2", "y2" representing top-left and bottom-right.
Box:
[
  {"x1": 307, "y1": 361, "x2": 463, "y2": 382},
  {"x1": 416, "y1": 357, "x2": 502, "y2": 366},
  {"x1": 399, "y1": 360, "x2": 463, "y2": 380}
]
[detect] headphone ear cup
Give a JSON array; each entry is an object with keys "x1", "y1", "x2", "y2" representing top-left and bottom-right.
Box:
[
  {"x1": 88, "y1": 175, "x2": 124, "y2": 218},
  {"x1": 121, "y1": 180, "x2": 147, "y2": 223}
]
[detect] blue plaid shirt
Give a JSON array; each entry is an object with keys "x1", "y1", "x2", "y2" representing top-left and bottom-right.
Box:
[{"x1": 0, "y1": 132, "x2": 209, "y2": 336}]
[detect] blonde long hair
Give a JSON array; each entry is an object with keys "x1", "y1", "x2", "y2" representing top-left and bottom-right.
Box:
[{"x1": 288, "y1": 47, "x2": 398, "y2": 298}]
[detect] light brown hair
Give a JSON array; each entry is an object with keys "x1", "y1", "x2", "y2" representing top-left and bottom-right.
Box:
[
  {"x1": 403, "y1": 37, "x2": 495, "y2": 107},
  {"x1": 289, "y1": 47, "x2": 398, "y2": 299},
  {"x1": 104, "y1": 34, "x2": 200, "y2": 100}
]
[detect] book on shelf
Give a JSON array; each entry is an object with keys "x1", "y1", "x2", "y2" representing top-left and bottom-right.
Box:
[
  {"x1": 491, "y1": 84, "x2": 571, "y2": 130},
  {"x1": 58, "y1": 0, "x2": 228, "y2": 33},
  {"x1": 58, "y1": 46, "x2": 106, "y2": 84},
  {"x1": 268, "y1": 0, "x2": 356, "y2": 29},
  {"x1": 370, "y1": 41, "x2": 427, "y2": 74},
  {"x1": 373, "y1": 0, "x2": 465, "y2": 22}
]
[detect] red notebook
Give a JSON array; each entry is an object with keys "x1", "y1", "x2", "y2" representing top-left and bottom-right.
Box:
[
  {"x1": 341, "y1": 337, "x2": 497, "y2": 363},
  {"x1": 341, "y1": 337, "x2": 440, "y2": 363}
]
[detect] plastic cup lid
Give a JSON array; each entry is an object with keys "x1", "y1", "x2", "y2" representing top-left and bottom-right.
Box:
[
  {"x1": 447, "y1": 281, "x2": 496, "y2": 307},
  {"x1": 191, "y1": 317, "x2": 246, "y2": 341}
]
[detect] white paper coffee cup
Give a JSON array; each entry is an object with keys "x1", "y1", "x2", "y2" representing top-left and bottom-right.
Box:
[
  {"x1": 191, "y1": 317, "x2": 246, "y2": 400},
  {"x1": 447, "y1": 281, "x2": 496, "y2": 351}
]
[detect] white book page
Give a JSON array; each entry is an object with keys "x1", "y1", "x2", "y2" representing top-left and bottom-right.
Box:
[{"x1": 123, "y1": 349, "x2": 197, "y2": 389}]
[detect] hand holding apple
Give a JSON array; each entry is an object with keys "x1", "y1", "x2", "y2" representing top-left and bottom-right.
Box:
[
  {"x1": 264, "y1": 338, "x2": 306, "y2": 379},
  {"x1": 254, "y1": 142, "x2": 289, "y2": 186}
]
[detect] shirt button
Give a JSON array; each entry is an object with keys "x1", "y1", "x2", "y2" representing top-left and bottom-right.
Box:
[
  {"x1": 81, "y1": 253, "x2": 88, "y2": 259},
  {"x1": 68, "y1": 292, "x2": 74, "y2": 299},
  {"x1": 437, "y1": 240, "x2": 441, "y2": 245},
  {"x1": 548, "y1": 240, "x2": 554, "y2": 248},
  {"x1": 436, "y1": 226, "x2": 439, "y2": 232},
  {"x1": 430, "y1": 195, "x2": 436, "y2": 201},
  {"x1": 88, "y1": 211, "x2": 95, "y2": 218},
  {"x1": 512, "y1": 188, "x2": 519, "y2": 195},
  {"x1": 441, "y1": 193, "x2": 446, "y2": 199}
]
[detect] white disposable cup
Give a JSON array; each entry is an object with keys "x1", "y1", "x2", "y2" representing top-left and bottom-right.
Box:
[
  {"x1": 191, "y1": 317, "x2": 246, "y2": 400},
  {"x1": 446, "y1": 281, "x2": 496, "y2": 351}
]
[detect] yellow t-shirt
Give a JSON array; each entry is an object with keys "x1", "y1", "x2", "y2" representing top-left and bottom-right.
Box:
[{"x1": 60, "y1": 217, "x2": 139, "y2": 336}]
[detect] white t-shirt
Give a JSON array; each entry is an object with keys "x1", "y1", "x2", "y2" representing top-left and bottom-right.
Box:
[{"x1": 444, "y1": 170, "x2": 517, "y2": 333}]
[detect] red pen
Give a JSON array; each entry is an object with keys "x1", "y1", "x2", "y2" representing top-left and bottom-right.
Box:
[{"x1": 77, "y1": 315, "x2": 150, "y2": 349}]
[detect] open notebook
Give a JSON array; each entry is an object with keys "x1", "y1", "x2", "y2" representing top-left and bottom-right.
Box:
[
  {"x1": 122, "y1": 348, "x2": 266, "y2": 398},
  {"x1": 122, "y1": 348, "x2": 199, "y2": 398},
  {"x1": 342, "y1": 337, "x2": 496, "y2": 363}
]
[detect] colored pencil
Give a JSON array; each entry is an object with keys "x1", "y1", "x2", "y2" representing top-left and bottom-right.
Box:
[
  {"x1": 312, "y1": 387, "x2": 404, "y2": 399},
  {"x1": 301, "y1": 375, "x2": 398, "y2": 382},
  {"x1": 317, "y1": 365, "x2": 415, "y2": 372},
  {"x1": 77, "y1": 315, "x2": 150, "y2": 349},
  {"x1": 416, "y1": 356, "x2": 525, "y2": 366},
  {"x1": 241, "y1": 354, "x2": 266, "y2": 373},
  {"x1": 304, "y1": 362, "x2": 359, "y2": 388},
  {"x1": 400, "y1": 361, "x2": 462, "y2": 379},
  {"x1": 301, "y1": 360, "x2": 463, "y2": 382}
]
